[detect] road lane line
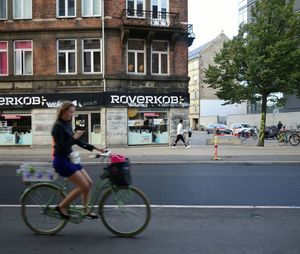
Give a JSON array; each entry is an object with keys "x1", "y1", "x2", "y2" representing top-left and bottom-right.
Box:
[{"x1": 1, "y1": 205, "x2": 300, "y2": 209}]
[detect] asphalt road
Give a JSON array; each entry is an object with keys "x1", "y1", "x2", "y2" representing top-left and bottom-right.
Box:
[
  {"x1": 1, "y1": 163, "x2": 300, "y2": 254},
  {"x1": 1, "y1": 163, "x2": 300, "y2": 206}
]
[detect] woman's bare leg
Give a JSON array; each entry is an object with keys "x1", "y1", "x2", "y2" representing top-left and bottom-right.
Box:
[
  {"x1": 80, "y1": 169, "x2": 93, "y2": 212},
  {"x1": 59, "y1": 171, "x2": 90, "y2": 214}
]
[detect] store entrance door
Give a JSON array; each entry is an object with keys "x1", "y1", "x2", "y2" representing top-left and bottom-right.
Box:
[{"x1": 75, "y1": 114, "x2": 89, "y2": 143}]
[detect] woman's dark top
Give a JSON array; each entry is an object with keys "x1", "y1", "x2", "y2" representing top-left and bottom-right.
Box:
[{"x1": 51, "y1": 118, "x2": 94, "y2": 157}]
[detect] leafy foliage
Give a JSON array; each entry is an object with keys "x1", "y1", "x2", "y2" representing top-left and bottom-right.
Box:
[{"x1": 205, "y1": 0, "x2": 300, "y2": 146}]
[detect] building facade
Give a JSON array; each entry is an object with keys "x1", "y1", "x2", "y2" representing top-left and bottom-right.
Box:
[{"x1": 0, "y1": 0, "x2": 194, "y2": 146}]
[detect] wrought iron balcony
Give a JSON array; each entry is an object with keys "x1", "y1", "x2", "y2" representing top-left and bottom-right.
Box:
[
  {"x1": 121, "y1": 9, "x2": 181, "y2": 29},
  {"x1": 187, "y1": 24, "x2": 195, "y2": 47}
]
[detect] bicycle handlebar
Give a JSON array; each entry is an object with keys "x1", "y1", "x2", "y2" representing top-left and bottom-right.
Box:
[{"x1": 89, "y1": 150, "x2": 111, "y2": 158}]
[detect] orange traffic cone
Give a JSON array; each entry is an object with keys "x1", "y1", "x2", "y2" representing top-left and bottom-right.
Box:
[{"x1": 212, "y1": 135, "x2": 221, "y2": 160}]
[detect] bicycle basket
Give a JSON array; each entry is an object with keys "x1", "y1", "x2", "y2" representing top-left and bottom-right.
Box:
[
  {"x1": 107, "y1": 158, "x2": 132, "y2": 186},
  {"x1": 16, "y1": 163, "x2": 58, "y2": 182}
]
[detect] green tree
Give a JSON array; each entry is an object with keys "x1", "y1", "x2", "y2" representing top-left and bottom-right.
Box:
[{"x1": 205, "y1": 0, "x2": 300, "y2": 146}]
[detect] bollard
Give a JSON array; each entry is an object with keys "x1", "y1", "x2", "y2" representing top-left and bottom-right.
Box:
[{"x1": 212, "y1": 134, "x2": 221, "y2": 160}]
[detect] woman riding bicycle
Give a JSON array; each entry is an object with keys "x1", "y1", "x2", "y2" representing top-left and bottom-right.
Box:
[{"x1": 51, "y1": 101, "x2": 105, "y2": 219}]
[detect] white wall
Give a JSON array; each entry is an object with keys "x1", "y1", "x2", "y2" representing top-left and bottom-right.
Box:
[
  {"x1": 200, "y1": 100, "x2": 247, "y2": 116},
  {"x1": 227, "y1": 112, "x2": 300, "y2": 129},
  {"x1": 32, "y1": 109, "x2": 56, "y2": 146}
]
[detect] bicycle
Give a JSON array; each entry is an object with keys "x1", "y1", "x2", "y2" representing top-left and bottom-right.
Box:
[
  {"x1": 17, "y1": 151, "x2": 151, "y2": 237},
  {"x1": 289, "y1": 133, "x2": 300, "y2": 146},
  {"x1": 276, "y1": 128, "x2": 290, "y2": 146},
  {"x1": 237, "y1": 129, "x2": 258, "y2": 141}
]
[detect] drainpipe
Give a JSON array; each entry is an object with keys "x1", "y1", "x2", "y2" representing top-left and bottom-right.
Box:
[{"x1": 101, "y1": 0, "x2": 107, "y2": 147}]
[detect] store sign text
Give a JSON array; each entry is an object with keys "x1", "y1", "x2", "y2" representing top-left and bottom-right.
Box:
[
  {"x1": 0, "y1": 96, "x2": 47, "y2": 106},
  {"x1": 110, "y1": 95, "x2": 180, "y2": 105}
]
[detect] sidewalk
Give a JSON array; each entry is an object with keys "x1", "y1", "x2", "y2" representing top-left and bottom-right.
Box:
[{"x1": 0, "y1": 141, "x2": 299, "y2": 165}]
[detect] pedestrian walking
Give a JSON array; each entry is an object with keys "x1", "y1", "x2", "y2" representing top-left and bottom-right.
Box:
[{"x1": 172, "y1": 119, "x2": 191, "y2": 149}]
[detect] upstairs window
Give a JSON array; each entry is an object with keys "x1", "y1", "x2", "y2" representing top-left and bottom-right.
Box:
[
  {"x1": 0, "y1": 0, "x2": 7, "y2": 20},
  {"x1": 152, "y1": 0, "x2": 169, "y2": 26},
  {"x1": 127, "y1": 39, "x2": 145, "y2": 74},
  {"x1": 57, "y1": 0, "x2": 75, "y2": 18},
  {"x1": 127, "y1": 0, "x2": 144, "y2": 17},
  {"x1": 82, "y1": 0, "x2": 101, "y2": 17},
  {"x1": 57, "y1": 39, "x2": 76, "y2": 74},
  {"x1": 14, "y1": 41, "x2": 33, "y2": 75},
  {"x1": 82, "y1": 39, "x2": 102, "y2": 73},
  {"x1": 151, "y1": 41, "x2": 169, "y2": 75},
  {"x1": 13, "y1": 0, "x2": 32, "y2": 19},
  {"x1": 0, "y1": 41, "x2": 8, "y2": 76}
]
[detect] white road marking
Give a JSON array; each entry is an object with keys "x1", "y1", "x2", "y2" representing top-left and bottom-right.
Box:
[{"x1": 1, "y1": 204, "x2": 300, "y2": 209}]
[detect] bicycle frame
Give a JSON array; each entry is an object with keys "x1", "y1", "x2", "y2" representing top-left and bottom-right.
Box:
[{"x1": 20, "y1": 171, "x2": 127, "y2": 224}]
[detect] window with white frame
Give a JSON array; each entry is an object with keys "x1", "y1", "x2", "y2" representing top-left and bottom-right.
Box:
[
  {"x1": 57, "y1": 39, "x2": 76, "y2": 74},
  {"x1": 151, "y1": 41, "x2": 169, "y2": 75},
  {"x1": 239, "y1": 8, "x2": 247, "y2": 26},
  {"x1": 0, "y1": 41, "x2": 8, "y2": 76},
  {"x1": 152, "y1": 0, "x2": 169, "y2": 26},
  {"x1": 13, "y1": 0, "x2": 32, "y2": 19},
  {"x1": 82, "y1": 0, "x2": 101, "y2": 17},
  {"x1": 57, "y1": 0, "x2": 75, "y2": 17},
  {"x1": 82, "y1": 39, "x2": 101, "y2": 73},
  {"x1": 14, "y1": 41, "x2": 33, "y2": 75},
  {"x1": 127, "y1": 0, "x2": 144, "y2": 17},
  {"x1": 0, "y1": 0, "x2": 7, "y2": 19},
  {"x1": 127, "y1": 39, "x2": 145, "y2": 74}
]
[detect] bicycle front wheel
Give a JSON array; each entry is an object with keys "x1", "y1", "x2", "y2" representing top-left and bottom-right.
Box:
[
  {"x1": 21, "y1": 183, "x2": 68, "y2": 235},
  {"x1": 289, "y1": 134, "x2": 300, "y2": 146},
  {"x1": 99, "y1": 186, "x2": 151, "y2": 237}
]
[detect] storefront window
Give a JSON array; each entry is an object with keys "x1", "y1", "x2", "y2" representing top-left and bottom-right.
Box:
[
  {"x1": 128, "y1": 109, "x2": 168, "y2": 145},
  {"x1": 0, "y1": 114, "x2": 32, "y2": 145}
]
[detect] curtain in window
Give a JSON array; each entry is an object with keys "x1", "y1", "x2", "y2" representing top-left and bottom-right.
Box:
[
  {"x1": 14, "y1": 51, "x2": 22, "y2": 75},
  {"x1": 24, "y1": 51, "x2": 32, "y2": 74},
  {"x1": 13, "y1": 0, "x2": 21, "y2": 18},
  {"x1": 0, "y1": 52, "x2": 7, "y2": 75},
  {"x1": 93, "y1": 0, "x2": 100, "y2": 16},
  {"x1": 24, "y1": 0, "x2": 32, "y2": 18}
]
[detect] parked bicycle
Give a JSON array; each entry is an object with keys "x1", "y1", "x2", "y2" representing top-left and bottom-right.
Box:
[
  {"x1": 17, "y1": 151, "x2": 151, "y2": 237},
  {"x1": 237, "y1": 129, "x2": 258, "y2": 141},
  {"x1": 288, "y1": 125, "x2": 300, "y2": 146},
  {"x1": 289, "y1": 133, "x2": 300, "y2": 146},
  {"x1": 276, "y1": 128, "x2": 290, "y2": 146}
]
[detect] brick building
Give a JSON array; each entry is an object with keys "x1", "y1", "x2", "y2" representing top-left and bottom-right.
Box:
[{"x1": 0, "y1": 0, "x2": 194, "y2": 146}]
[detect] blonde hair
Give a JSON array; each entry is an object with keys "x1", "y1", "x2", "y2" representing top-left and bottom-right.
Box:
[{"x1": 56, "y1": 101, "x2": 75, "y2": 121}]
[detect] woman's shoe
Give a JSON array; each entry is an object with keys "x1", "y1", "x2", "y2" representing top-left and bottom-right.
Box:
[
  {"x1": 55, "y1": 206, "x2": 70, "y2": 220},
  {"x1": 86, "y1": 212, "x2": 99, "y2": 219}
]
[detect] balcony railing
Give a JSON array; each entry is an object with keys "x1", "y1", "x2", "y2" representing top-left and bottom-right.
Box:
[
  {"x1": 121, "y1": 9, "x2": 181, "y2": 28},
  {"x1": 187, "y1": 24, "x2": 195, "y2": 47}
]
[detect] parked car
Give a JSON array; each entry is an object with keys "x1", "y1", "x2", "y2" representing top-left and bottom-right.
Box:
[
  {"x1": 206, "y1": 123, "x2": 232, "y2": 134},
  {"x1": 231, "y1": 123, "x2": 256, "y2": 135}
]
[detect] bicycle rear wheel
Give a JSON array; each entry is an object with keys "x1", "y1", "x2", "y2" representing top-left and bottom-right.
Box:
[
  {"x1": 21, "y1": 183, "x2": 68, "y2": 235},
  {"x1": 289, "y1": 134, "x2": 300, "y2": 146},
  {"x1": 99, "y1": 186, "x2": 151, "y2": 237}
]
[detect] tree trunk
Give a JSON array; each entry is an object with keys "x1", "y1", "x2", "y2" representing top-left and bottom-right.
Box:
[{"x1": 257, "y1": 93, "x2": 268, "y2": 147}]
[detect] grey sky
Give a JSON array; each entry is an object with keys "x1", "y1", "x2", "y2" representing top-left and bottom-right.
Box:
[{"x1": 188, "y1": 0, "x2": 239, "y2": 50}]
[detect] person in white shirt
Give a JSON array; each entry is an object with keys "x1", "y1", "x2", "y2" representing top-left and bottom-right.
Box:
[{"x1": 172, "y1": 119, "x2": 191, "y2": 148}]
